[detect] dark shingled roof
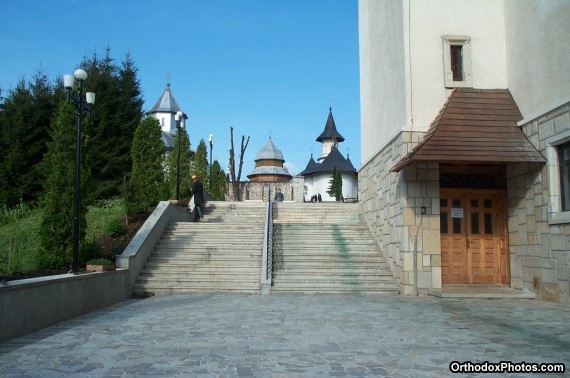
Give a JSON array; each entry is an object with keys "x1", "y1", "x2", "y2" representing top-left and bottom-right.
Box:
[
  {"x1": 390, "y1": 88, "x2": 546, "y2": 172},
  {"x1": 147, "y1": 83, "x2": 182, "y2": 114},
  {"x1": 299, "y1": 155, "x2": 318, "y2": 175},
  {"x1": 300, "y1": 147, "x2": 356, "y2": 176},
  {"x1": 316, "y1": 107, "x2": 345, "y2": 143},
  {"x1": 254, "y1": 138, "x2": 284, "y2": 161}
]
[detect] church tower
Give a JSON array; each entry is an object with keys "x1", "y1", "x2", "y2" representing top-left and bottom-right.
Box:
[{"x1": 316, "y1": 107, "x2": 345, "y2": 161}]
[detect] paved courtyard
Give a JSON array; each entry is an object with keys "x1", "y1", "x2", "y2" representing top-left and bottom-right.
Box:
[{"x1": 0, "y1": 294, "x2": 568, "y2": 377}]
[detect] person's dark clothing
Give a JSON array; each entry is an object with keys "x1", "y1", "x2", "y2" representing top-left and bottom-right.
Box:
[
  {"x1": 317, "y1": 194, "x2": 322, "y2": 203},
  {"x1": 274, "y1": 191, "x2": 284, "y2": 202},
  {"x1": 191, "y1": 179, "x2": 205, "y2": 221}
]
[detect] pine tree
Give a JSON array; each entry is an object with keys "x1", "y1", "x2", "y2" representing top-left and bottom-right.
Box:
[
  {"x1": 39, "y1": 102, "x2": 88, "y2": 268},
  {"x1": 327, "y1": 167, "x2": 343, "y2": 201},
  {"x1": 0, "y1": 72, "x2": 58, "y2": 209},
  {"x1": 0, "y1": 80, "x2": 31, "y2": 208},
  {"x1": 127, "y1": 117, "x2": 165, "y2": 215},
  {"x1": 79, "y1": 48, "x2": 143, "y2": 201},
  {"x1": 24, "y1": 70, "x2": 59, "y2": 204},
  {"x1": 192, "y1": 139, "x2": 209, "y2": 188},
  {"x1": 209, "y1": 160, "x2": 227, "y2": 200},
  {"x1": 167, "y1": 127, "x2": 192, "y2": 201},
  {"x1": 334, "y1": 168, "x2": 343, "y2": 201}
]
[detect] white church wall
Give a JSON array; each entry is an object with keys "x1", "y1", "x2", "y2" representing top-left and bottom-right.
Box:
[
  {"x1": 359, "y1": 0, "x2": 507, "y2": 168},
  {"x1": 504, "y1": 0, "x2": 570, "y2": 124}
]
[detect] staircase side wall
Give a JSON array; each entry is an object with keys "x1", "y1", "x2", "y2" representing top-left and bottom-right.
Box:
[
  {"x1": 116, "y1": 201, "x2": 191, "y2": 290},
  {"x1": 359, "y1": 131, "x2": 441, "y2": 296}
]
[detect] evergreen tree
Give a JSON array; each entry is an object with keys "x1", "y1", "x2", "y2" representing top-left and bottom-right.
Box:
[
  {"x1": 80, "y1": 48, "x2": 143, "y2": 201},
  {"x1": 334, "y1": 168, "x2": 343, "y2": 201},
  {"x1": 167, "y1": 127, "x2": 192, "y2": 200},
  {"x1": 209, "y1": 160, "x2": 227, "y2": 200},
  {"x1": 0, "y1": 80, "x2": 31, "y2": 208},
  {"x1": 39, "y1": 102, "x2": 89, "y2": 268},
  {"x1": 0, "y1": 72, "x2": 58, "y2": 209},
  {"x1": 192, "y1": 139, "x2": 209, "y2": 188},
  {"x1": 127, "y1": 117, "x2": 165, "y2": 215},
  {"x1": 327, "y1": 167, "x2": 343, "y2": 201},
  {"x1": 25, "y1": 71, "x2": 59, "y2": 205}
]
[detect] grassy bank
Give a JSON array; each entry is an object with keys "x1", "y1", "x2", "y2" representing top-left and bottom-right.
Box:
[{"x1": 0, "y1": 198, "x2": 140, "y2": 275}]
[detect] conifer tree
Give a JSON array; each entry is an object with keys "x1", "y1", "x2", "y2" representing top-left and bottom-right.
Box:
[
  {"x1": 0, "y1": 80, "x2": 31, "y2": 208},
  {"x1": 0, "y1": 72, "x2": 57, "y2": 208},
  {"x1": 39, "y1": 102, "x2": 88, "y2": 268},
  {"x1": 209, "y1": 160, "x2": 227, "y2": 200},
  {"x1": 192, "y1": 139, "x2": 209, "y2": 188},
  {"x1": 327, "y1": 167, "x2": 343, "y2": 201},
  {"x1": 167, "y1": 127, "x2": 192, "y2": 200},
  {"x1": 80, "y1": 48, "x2": 143, "y2": 201},
  {"x1": 127, "y1": 117, "x2": 165, "y2": 215}
]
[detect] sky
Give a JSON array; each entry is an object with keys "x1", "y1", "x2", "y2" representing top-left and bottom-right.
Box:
[{"x1": 0, "y1": 0, "x2": 361, "y2": 177}]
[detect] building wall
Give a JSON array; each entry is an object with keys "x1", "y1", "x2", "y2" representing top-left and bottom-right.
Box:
[
  {"x1": 151, "y1": 111, "x2": 181, "y2": 134},
  {"x1": 508, "y1": 105, "x2": 570, "y2": 304},
  {"x1": 359, "y1": 132, "x2": 440, "y2": 295},
  {"x1": 304, "y1": 173, "x2": 358, "y2": 202},
  {"x1": 359, "y1": 0, "x2": 507, "y2": 166},
  {"x1": 504, "y1": 0, "x2": 570, "y2": 124},
  {"x1": 227, "y1": 177, "x2": 305, "y2": 202},
  {"x1": 359, "y1": 0, "x2": 408, "y2": 164},
  {"x1": 358, "y1": 0, "x2": 570, "y2": 302},
  {"x1": 502, "y1": 0, "x2": 570, "y2": 303}
]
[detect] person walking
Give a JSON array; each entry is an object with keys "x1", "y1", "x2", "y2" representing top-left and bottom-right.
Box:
[
  {"x1": 191, "y1": 175, "x2": 205, "y2": 222},
  {"x1": 274, "y1": 188, "x2": 284, "y2": 202}
]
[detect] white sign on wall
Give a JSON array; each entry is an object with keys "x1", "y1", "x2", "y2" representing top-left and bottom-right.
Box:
[{"x1": 451, "y1": 208, "x2": 464, "y2": 218}]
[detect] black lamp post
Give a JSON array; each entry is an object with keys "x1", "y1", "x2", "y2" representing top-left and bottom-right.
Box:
[
  {"x1": 63, "y1": 69, "x2": 95, "y2": 274},
  {"x1": 175, "y1": 110, "x2": 184, "y2": 204},
  {"x1": 209, "y1": 133, "x2": 213, "y2": 189}
]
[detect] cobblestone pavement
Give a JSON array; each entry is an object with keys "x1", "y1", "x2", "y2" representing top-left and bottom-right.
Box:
[{"x1": 0, "y1": 294, "x2": 568, "y2": 377}]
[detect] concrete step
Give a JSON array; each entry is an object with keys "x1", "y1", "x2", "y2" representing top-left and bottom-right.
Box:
[
  {"x1": 271, "y1": 213, "x2": 398, "y2": 294},
  {"x1": 133, "y1": 201, "x2": 267, "y2": 296}
]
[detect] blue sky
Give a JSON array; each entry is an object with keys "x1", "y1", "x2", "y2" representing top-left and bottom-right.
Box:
[{"x1": 0, "y1": 0, "x2": 360, "y2": 177}]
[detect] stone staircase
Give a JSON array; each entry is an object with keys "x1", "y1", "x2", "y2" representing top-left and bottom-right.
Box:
[
  {"x1": 132, "y1": 201, "x2": 266, "y2": 296},
  {"x1": 271, "y1": 202, "x2": 399, "y2": 294}
]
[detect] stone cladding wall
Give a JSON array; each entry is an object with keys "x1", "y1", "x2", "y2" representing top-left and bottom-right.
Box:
[
  {"x1": 359, "y1": 131, "x2": 441, "y2": 296},
  {"x1": 226, "y1": 176, "x2": 305, "y2": 202},
  {"x1": 509, "y1": 103, "x2": 570, "y2": 303}
]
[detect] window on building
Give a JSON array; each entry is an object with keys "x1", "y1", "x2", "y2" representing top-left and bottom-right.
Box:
[
  {"x1": 546, "y1": 131, "x2": 570, "y2": 224},
  {"x1": 450, "y1": 45, "x2": 463, "y2": 81},
  {"x1": 559, "y1": 142, "x2": 570, "y2": 211},
  {"x1": 442, "y1": 35, "x2": 473, "y2": 88}
]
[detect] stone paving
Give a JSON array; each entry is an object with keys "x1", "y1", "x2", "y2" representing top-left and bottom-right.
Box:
[{"x1": 0, "y1": 294, "x2": 568, "y2": 377}]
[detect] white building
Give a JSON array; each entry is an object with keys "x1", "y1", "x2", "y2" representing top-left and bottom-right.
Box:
[
  {"x1": 300, "y1": 108, "x2": 358, "y2": 201},
  {"x1": 146, "y1": 83, "x2": 188, "y2": 153},
  {"x1": 359, "y1": 0, "x2": 570, "y2": 302}
]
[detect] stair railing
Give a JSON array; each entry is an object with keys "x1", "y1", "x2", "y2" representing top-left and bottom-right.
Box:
[{"x1": 260, "y1": 185, "x2": 273, "y2": 293}]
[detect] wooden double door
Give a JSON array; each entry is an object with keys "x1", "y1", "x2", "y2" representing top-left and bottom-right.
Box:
[{"x1": 440, "y1": 189, "x2": 509, "y2": 285}]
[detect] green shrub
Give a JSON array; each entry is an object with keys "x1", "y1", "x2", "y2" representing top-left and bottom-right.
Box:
[
  {"x1": 107, "y1": 217, "x2": 127, "y2": 237},
  {"x1": 86, "y1": 258, "x2": 113, "y2": 265},
  {"x1": 0, "y1": 200, "x2": 32, "y2": 226},
  {"x1": 81, "y1": 241, "x2": 103, "y2": 264}
]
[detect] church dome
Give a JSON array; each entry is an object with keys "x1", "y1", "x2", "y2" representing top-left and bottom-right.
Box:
[
  {"x1": 248, "y1": 138, "x2": 291, "y2": 182},
  {"x1": 254, "y1": 138, "x2": 284, "y2": 161}
]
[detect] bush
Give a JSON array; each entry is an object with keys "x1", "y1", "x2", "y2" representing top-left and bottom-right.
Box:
[
  {"x1": 0, "y1": 200, "x2": 32, "y2": 226},
  {"x1": 107, "y1": 217, "x2": 127, "y2": 237},
  {"x1": 81, "y1": 241, "x2": 103, "y2": 264},
  {"x1": 86, "y1": 258, "x2": 113, "y2": 265}
]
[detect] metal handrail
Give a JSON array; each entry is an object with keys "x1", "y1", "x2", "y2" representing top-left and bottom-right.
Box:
[
  {"x1": 261, "y1": 185, "x2": 273, "y2": 290},
  {"x1": 266, "y1": 195, "x2": 273, "y2": 280}
]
